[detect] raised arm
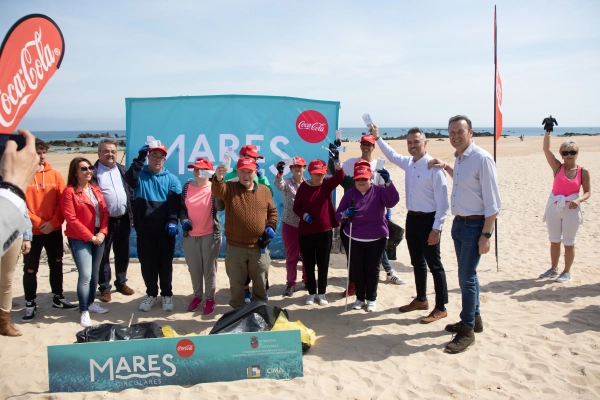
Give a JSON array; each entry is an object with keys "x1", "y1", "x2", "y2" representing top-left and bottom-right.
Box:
[{"x1": 542, "y1": 131, "x2": 561, "y2": 172}]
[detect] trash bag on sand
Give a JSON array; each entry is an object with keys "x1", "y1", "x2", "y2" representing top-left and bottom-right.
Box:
[
  {"x1": 386, "y1": 220, "x2": 405, "y2": 260},
  {"x1": 271, "y1": 311, "x2": 316, "y2": 353},
  {"x1": 209, "y1": 301, "x2": 288, "y2": 335},
  {"x1": 76, "y1": 322, "x2": 162, "y2": 343}
]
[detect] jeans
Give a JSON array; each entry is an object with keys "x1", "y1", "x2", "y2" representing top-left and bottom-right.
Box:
[
  {"x1": 23, "y1": 229, "x2": 64, "y2": 301},
  {"x1": 380, "y1": 250, "x2": 392, "y2": 273},
  {"x1": 68, "y1": 237, "x2": 105, "y2": 312},
  {"x1": 451, "y1": 218, "x2": 484, "y2": 329}
]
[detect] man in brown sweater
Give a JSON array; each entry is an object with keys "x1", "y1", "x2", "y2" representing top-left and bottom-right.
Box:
[{"x1": 212, "y1": 157, "x2": 278, "y2": 307}]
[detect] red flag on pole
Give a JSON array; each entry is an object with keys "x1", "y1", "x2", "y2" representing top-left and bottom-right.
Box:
[{"x1": 494, "y1": 7, "x2": 502, "y2": 141}]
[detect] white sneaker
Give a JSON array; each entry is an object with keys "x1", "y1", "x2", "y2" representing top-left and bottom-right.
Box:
[
  {"x1": 162, "y1": 296, "x2": 174, "y2": 311},
  {"x1": 305, "y1": 294, "x2": 316, "y2": 305},
  {"x1": 88, "y1": 302, "x2": 108, "y2": 314},
  {"x1": 539, "y1": 268, "x2": 560, "y2": 278},
  {"x1": 387, "y1": 270, "x2": 406, "y2": 285},
  {"x1": 317, "y1": 294, "x2": 328, "y2": 305},
  {"x1": 555, "y1": 272, "x2": 572, "y2": 283},
  {"x1": 367, "y1": 300, "x2": 376, "y2": 312},
  {"x1": 139, "y1": 296, "x2": 157, "y2": 311},
  {"x1": 352, "y1": 300, "x2": 365, "y2": 310},
  {"x1": 80, "y1": 311, "x2": 91, "y2": 327}
]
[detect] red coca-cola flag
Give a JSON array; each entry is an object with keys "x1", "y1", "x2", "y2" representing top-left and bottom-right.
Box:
[
  {"x1": 494, "y1": 7, "x2": 503, "y2": 142},
  {"x1": 0, "y1": 14, "x2": 65, "y2": 133}
]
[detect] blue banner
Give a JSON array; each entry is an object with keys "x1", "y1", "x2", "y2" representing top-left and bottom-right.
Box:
[
  {"x1": 48, "y1": 330, "x2": 303, "y2": 393},
  {"x1": 125, "y1": 95, "x2": 340, "y2": 258}
]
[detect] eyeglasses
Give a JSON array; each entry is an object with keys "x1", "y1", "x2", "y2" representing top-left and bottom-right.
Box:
[
  {"x1": 149, "y1": 154, "x2": 166, "y2": 161},
  {"x1": 80, "y1": 166, "x2": 92, "y2": 172},
  {"x1": 561, "y1": 150, "x2": 578, "y2": 156}
]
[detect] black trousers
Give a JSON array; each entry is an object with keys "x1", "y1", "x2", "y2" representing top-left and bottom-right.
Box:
[
  {"x1": 98, "y1": 215, "x2": 131, "y2": 292},
  {"x1": 23, "y1": 229, "x2": 64, "y2": 301},
  {"x1": 299, "y1": 230, "x2": 332, "y2": 295},
  {"x1": 137, "y1": 232, "x2": 175, "y2": 297},
  {"x1": 405, "y1": 212, "x2": 448, "y2": 310},
  {"x1": 342, "y1": 236, "x2": 386, "y2": 302}
]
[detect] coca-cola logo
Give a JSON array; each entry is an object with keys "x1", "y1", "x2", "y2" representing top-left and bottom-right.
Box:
[
  {"x1": 296, "y1": 110, "x2": 328, "y2": 143},
  {"x1": 175, "y1": 339, "x2": 195, "y2": 358},
  {"x1": 0, "y1": 14, "x2": 65, "y2": 133}
]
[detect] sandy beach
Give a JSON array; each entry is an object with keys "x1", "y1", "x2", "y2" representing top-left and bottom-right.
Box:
[{"x1": 1, "y1": 135, "x2": 599, "y2": 399}]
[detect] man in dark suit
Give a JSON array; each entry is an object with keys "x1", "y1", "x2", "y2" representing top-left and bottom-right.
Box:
[{"x1": 542, "y1": 115, "x2": 558, "y2": 132}]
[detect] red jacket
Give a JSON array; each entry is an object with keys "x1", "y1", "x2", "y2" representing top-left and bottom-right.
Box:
[{"x1": 61, "y1": 185, "x2": 109, "y2": 242}]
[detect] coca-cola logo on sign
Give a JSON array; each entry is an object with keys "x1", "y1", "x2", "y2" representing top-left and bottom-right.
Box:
[
  {"x1": 0, "y1": 14, "x2": 65, "y2": 133},
  {"x1": 175, "y1": 339, "x2": 195, "y2": 358},
  {"x1": 296, "y1": 110, "x2": 328, "y2": 143}
]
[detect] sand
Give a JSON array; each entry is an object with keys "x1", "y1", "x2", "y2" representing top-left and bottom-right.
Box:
[{"x1": 1, "y1": 135, "x2": 599, "y2": 399}]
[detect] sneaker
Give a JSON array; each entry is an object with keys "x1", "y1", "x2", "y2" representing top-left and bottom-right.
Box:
[
  {"x1": 203, "y1": 299, "x2": 216, "y2": 315},
  {"x1": 139, "y1": 296, "x2": 157, "y2": 312},
  {"x1": 539, "y1": 268, "x2": 560, "y2": 278},
  {"x1": 367, "y1": 300, "x2": 376, "y2": 312},
  {"x1": 306, "y1": 294, "x2": 316, "y2": 305},
  {"x1": 162, "y1": 296, "x2": 174, "y2": 311},
  {"x1": 317, "y1": 294, "x2": 328, "y2": 305},
  {"x1": 21, "y1": 301, "x2": 37, "y2": 323},
  {"x1": 342, "y1": 282, "x2": 356, "y2": 298},
  {"x1": 386, "y1": 270, "x2": 406, "y2": 285},
  {"x1": 80, "y1": 311, "x2": 91, "y2": 327},
  {"x1": 352, "y1": 300, "x2": 365, "y2": 310},
  {"x1": 52, "y1": 296, "x2": 77, "y2": 310},
  {"x1": 555, "y1": 272, "x2": 572, "y2": 283},
  {"x1": 88, "y1": 302, "x2": 108, "y2": 314},
  {"x1": 244, "y1": 288, "x2": 251, "y2": 304},
  {"x1": 283, "y1": 285, "x2": 295, "y2": 297},
  {"x1": 187, "y1": 296, "x2": 201, "y2": 312}
]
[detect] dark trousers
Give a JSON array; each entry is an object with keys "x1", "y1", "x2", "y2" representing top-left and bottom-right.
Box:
[
  {"x1": 137, "y1": 232, "x2": 175, "y2": 297},
  {"x1": 405, "y1": 212, "x2": 448, "y2": 310},
  {"x1": 342, "y1": 235, "x2": 386, "y2": 302},
  {"x1": 299, "y1": 230, "x2": 332, "y2": 295},
  {"x1": 23, "y1": 229, "x2": 64, "y2": 301},
  {"x1": 98, "y1": 215, "x2": 131, "y2": 292}
]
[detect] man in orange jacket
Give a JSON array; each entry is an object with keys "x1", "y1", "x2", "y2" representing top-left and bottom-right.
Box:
[{"x1": 22, "y1": 139, "x2": 76, "y2": 323}]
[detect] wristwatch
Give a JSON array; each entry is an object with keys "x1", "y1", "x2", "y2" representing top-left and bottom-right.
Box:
[
  {"x1": 433, "y1": 228, "x2": 442, "y2": 233},
  {"x1": 481, "y1": 232, "x2": 492, "y2": 239}
]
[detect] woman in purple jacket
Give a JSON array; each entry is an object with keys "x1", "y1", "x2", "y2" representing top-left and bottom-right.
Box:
[{"x1": 336, "y1": 161, "x2": 399, "y2": 312}]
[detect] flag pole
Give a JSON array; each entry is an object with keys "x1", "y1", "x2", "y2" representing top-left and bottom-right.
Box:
[{"x1": 494, "y1": 5, "x2": 499, "y2": 271}]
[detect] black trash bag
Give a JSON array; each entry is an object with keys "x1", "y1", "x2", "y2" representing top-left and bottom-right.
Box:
[
  {"x1": 386, "y1": 220, "x2": 405, "y2": 261},
  {"x1": 209, "y1": 301, "x2": 288, "y2": 335},
  {"x1": 76, "y1": 322, "x2": 162, "y2": 343}
]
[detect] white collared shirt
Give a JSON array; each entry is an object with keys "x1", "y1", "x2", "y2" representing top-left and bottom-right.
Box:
[
  {"x1": 341, "y1": 157, "x2": 385, "y2": 186},
  {"x1": 377, "y1": 138, "x2": 449, "y2": 230},
  {"x1": 96, "y1": 163, "x2": 128, "y2": 217}
]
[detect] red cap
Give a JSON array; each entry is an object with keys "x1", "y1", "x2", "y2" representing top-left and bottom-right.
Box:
[
  {"x1": 354, "y1": 162, "x2": 372, "y2": 180},
  {"x1": 148, "y1": 143, "x2": 168, "y2": 155},
  {"x1": 360, "y1": 135, "x2": 376, "y2": 145},
  {"x1": 239, "y1": 144, "x2": 264, "y2": 159},
  {"x1": 187, "y1": 158, "x2": 213, "y2": 170},
  {"x1": 237, "y1": 157, "x2": 257, "y2": 171},
  {"x1": 291, "y1": 156, "x2": 306, "y2": 167},
  {"x1": 308, "y1": 159, "x2": 327, "y2": 174}
]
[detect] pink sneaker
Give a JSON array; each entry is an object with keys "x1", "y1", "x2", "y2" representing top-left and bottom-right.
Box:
[
  {"x1": 187, "y1": 297, "x2": 201, "y2": 312},
  {"x1": 203, "y1": 299, "x2": 216, "y2": 315}
]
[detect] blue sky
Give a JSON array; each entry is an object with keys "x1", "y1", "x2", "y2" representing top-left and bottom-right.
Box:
[{"x1": 1, "y1": 0, "x2": 599, "y2": 130}]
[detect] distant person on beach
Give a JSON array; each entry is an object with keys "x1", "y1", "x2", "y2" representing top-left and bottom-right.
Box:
[
  {"x1": 539, "y1": 133, "x2": 591, "y2": 283},
  {"x1": 371, "y1": 125, "x2": 450, "y2": 324},
  {"x1": 125, "y1": 141, "x2": 182, "y2": 312},
  {"x1": 542, "y1": 115, "x2": 558, "y2": 132},
  {"x1": 294, "y1": 159, "x2": 344, "y2": 306},
  {"x1": 61, "y1": 157, "x2": 110, "y2": 327},
  {"x1": 93, "y1": 138, "x2": 135, "y2": 303},
  {"x1": 179, "y1": 158, "x2": 224, "y2": 315},
  {"x1": 22, "y1": 138, "x2": 77, "y2": 324},
  {"x1": 520, "y1": 135, "x2": 524, "y2": 142},
  {"x1": 274, "y1": 156, "x2": 307, "y2": 297},
  {"x1": 428, "y1": 115, "x2": 502, "y2": 354},
  {"x1": 212, "y1": 157, "x2": 277, "y2": 308},
  {"x1": 335, "y1": 160, "x2": 399, "y2": 312}
]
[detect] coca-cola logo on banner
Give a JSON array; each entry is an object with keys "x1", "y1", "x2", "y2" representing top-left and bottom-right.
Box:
[
  {"x1": 175, "y1": 339, "x2": 195, "y2": 358},
  {"x1": 296, "y1": 110, "x2": 328, "y2": 143},
  {"x1": 0, "y1": 14, "x2": 65, "y2": 133}
]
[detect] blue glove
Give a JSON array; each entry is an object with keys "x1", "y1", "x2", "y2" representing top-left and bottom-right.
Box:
[
  {"x1": 303, "y1": 213, "x2": 313, "y2": 224},
  {"x1": 342, "y1": 206, "x2": 356, "y2": 218},
  {"x1": 265, "y1": 227, "x2": 275, "y2": 239},
  {"x1": 138, "y1": 144, "x2": 149, "y2": 159},
  {"x1": 256, "y1": 164, "x2": 263, "y2": 177},
  {"x1": 385, "y1": 209, "x2": 392, "y2": 221},
  {"x1": 165, "y1": 223, "x2": 177, "y2": 236},
  {"x1": 377, "y1": 168, "x2": 390, "y2": 184},
  {"x1": 182, "y1": 219, "x2": 193, "y2": 231}
]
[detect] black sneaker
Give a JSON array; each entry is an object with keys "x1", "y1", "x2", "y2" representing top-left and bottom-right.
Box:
[
  {"x1": 283, "y1": 285, "x2": 295, "y2": 297},
  {"x1": 52, "y1": 296, "x2": 77, "y2": 310},
  {"x1": 21, "y1": 301, "x2": 37, "y2": 322}
]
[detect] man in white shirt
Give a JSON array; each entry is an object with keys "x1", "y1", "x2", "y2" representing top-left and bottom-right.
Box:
[
  {"x1": 93, "y1": 139, "x2": 135, "y2": 302},
  {"x1": 371, "y1": 126, "x2": 449, "y2": 324}
]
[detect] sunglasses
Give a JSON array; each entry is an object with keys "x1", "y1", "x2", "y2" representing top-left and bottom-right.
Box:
[
  {"x1": 80, "y1": 166, "x2": 92, "y2": 172},
  {"x1": 561, "y1": 150, "x2": 578, "y2": 156}
]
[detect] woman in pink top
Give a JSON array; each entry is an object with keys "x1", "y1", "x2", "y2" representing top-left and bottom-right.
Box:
[
  {"x1": 179, "y1": 158, "x2": 225, "y2": 314},
  {"x1": 540, "y1": 134, "x2": 591, "y2": 283}
]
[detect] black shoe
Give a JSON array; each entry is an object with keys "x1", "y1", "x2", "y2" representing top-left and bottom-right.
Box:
[
  {"x1": 445, "y1": 314, "x2": 483, "y2": 333},
  {"x1": 283, "y1": 286, "x2": 295, "y2": 297},
  {"x1": 445, "y1": 324, "x2": 475, "y2": 354},
  {"x1": 21, "y1": 301, "x2": 37, "y2": 322},
  {"x1": 52, "y1": 296, "x2": 77, "y2": 310}
]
